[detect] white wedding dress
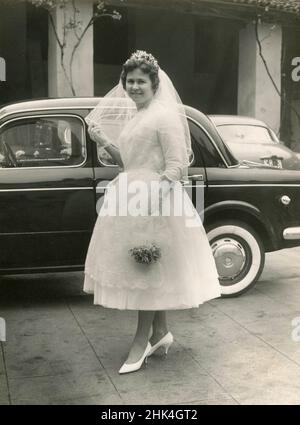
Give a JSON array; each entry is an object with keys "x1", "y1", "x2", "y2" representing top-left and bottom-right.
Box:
[{"x1": 83, "y1": 99, "x2": 221, "y2": 310}]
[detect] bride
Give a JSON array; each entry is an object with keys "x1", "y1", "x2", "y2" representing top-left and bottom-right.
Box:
[{"x1": 83, "y1": 50, "x2": 221, "y2": 374}]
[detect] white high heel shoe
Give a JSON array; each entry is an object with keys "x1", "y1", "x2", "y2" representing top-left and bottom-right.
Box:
[
  {"x1": 148, "y1": 332, "x2": 174, "y2": 357},
  {"x1": 118, "y1": 342, "x2": 152, "y2": 374}
]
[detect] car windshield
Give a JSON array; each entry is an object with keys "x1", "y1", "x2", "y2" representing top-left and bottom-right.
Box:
[{"x1": 216, "y1": 124, "x2": 276, "y2": 144}]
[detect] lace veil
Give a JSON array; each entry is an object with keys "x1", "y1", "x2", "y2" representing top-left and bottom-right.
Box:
[{"x1": 85, "y1": 64, "x2": 192, "y2": 181}]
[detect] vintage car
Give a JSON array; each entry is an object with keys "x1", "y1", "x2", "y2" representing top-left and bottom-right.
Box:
[
  {"x1": 1, "y1": 98, "x2": 300, "y2": 297},
  {"x1": 209, "y1": 115, "x2": 300, "y2": 170}
]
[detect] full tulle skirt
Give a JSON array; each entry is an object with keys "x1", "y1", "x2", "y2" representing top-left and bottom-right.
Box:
[{"x1": 83, "y1": 170, "x2": 221, "y2": 310}]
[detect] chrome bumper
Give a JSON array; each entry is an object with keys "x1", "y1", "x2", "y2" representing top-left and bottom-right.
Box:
[{"x1": 283, "y1": 227, "x2": 300, "y2": 240}]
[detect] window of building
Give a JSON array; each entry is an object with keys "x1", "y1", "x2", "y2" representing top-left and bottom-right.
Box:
[
  {"x1": 93, "y1": 6, "x2": 129, "y2": 66},
  {"x1": 0, "y1": 2, "x2": 48, "y2": 106},
  {"x1": 194, "y1": 18, "x2": 240, "y2": 114},
  {"x1": 194, "y1": 18, "x2": 239, "y2": 74}
]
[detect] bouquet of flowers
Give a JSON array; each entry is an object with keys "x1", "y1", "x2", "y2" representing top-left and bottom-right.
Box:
[{"x1": 129, "y1": 243, "x2": 161, "y2": 265}]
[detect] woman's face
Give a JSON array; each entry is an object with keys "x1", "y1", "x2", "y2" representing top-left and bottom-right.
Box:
[{"x1": 125, "y1": 68, "x2": 154, "y2": 108}]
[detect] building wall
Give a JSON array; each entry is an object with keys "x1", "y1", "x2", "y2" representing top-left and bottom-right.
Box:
[
  {"x1": 238, "y1": 22, "x2": 282, "y2": 134},
  {"x1": 255, "y1": 23, "x2": 282, "y2": 134},
  {"x1": 48, "y1": 0, "x2": 93, "y2": 97}
]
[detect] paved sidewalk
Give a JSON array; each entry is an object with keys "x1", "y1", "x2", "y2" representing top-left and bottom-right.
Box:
[{"x1": 1, "y1": 247, "x2": 300, "y2": 405}]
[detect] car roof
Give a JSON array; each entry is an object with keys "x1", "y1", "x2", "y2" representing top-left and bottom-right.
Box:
[
  {"x1": 0, "y1": 97, "x2": 101, "y2": 119},
  {"x1": 0, "y1": 97, "x2": 209, "y2": 123},
  {"x1": 209, "y1": 114, "x2": 268, "y2": 127}
]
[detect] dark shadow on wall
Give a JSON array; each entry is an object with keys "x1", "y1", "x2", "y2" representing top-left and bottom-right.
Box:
[
  {"x1": 0, "y1": 2, "x2": 48, "y2": 107},
  {"x1": 93, "y1": 6, "x2": 240, "y2": 115}
]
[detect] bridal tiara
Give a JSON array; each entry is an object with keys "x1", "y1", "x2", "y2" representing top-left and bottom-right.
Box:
[{"x1": 125, "y1": 50, "x2": 159, "y2": 70}]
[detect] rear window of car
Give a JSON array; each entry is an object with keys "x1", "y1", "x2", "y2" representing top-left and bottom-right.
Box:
[
  {"x1": 216, "y1": 124, "x2": 275, "y2": 144},
  {"x1": 0, "y1": 115, "x2": 86, "y2": 168},
  {"x1": 189, "y1": 120, "x2": 226, "y2": 168}
]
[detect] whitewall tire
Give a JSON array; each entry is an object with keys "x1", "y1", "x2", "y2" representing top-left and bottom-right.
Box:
[{"x1": 206, "y1": 220, "x2": 265, "y2": 297}]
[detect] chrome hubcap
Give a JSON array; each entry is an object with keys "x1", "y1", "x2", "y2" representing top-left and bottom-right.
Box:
[{"x1": 211, "y1": 237, "x2": 246, "y2": 279}]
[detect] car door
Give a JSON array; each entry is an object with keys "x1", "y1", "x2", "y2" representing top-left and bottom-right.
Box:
[
  {"x1": 187, "y1": 118, "x2": 227, "y2": 221},
  {"x1": 0, "y1": 113, "x2": 95, "y2": 272}
]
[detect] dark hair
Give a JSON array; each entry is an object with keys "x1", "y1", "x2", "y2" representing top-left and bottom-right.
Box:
[{"x1": 120, "y1": 58, "x2": 160, "y2": 93}]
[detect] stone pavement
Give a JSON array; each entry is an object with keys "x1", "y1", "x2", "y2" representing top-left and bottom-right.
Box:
[{"x1": 1, "y1": 247, "x2": 300, "y2": 405}]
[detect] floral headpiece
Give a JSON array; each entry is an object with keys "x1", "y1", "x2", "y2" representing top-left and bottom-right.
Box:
[{"x1": 125, "y1": 50, "x2": 159, "y2": 70}]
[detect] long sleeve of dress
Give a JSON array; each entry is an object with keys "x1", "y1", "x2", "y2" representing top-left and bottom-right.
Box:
[{"x1": 157, "y1": 111, "x2": 189, "y2": 182}]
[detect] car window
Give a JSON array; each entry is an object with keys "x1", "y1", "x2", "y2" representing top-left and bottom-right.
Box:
[
  {"x1": 189, "y1": 120, "x2": 225, "y2": 168},
  {"x1": 96, "y1": 119, "x2": 222, "y2": 168},
  {"x1": 0, "y1": 116, "x2": 86, "y2": 168},
  {"x1": 98, "y1": 146, "x2": 197, "y2": 167},
  {"x1": 97, "y1": 145, "x2": 197, "y2": 168},
  {"x1": 216, "y1": 124, "x2": 275, "y2": 144}
]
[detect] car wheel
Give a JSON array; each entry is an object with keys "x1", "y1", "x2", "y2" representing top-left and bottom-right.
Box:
[{"x1": 206, "y1": 220, "x2": 265, "y2": 297}]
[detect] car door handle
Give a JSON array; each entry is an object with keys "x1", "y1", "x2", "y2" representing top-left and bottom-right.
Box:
[{"x1": 189, "y1": 174, "x2": 204, "y2": 181}]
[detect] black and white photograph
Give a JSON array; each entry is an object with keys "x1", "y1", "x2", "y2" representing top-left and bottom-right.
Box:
[{"x1": 0, "y1": 0, "x2": 300, "y2": 407}]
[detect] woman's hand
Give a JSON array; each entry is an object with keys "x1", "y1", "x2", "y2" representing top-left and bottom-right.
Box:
[
  {"x1": 159, "y1": 174, "x2": 173, "y2": 183},
  {"x1": 88, "y1": 123, "x2": 111, "y2": 147},
  {"x1": 147, "y1": 175, "x2": 175, "y2": 216},
  {"x1": 158, "y1": 175, "x2": 174, "y2": 202}
]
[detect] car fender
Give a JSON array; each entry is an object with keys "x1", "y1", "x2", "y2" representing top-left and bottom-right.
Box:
[{"x1": 203, "y1": 200, "x2": 279, "y2": 251}]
